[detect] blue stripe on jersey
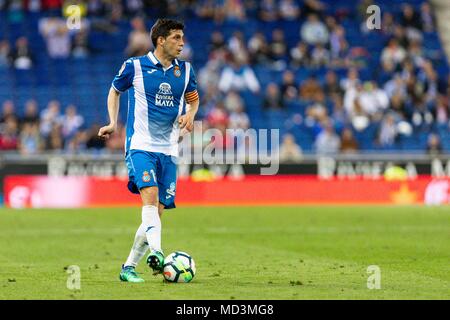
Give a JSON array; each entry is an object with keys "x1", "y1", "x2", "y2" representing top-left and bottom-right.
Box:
[{"x1": 125, "y1": 87, "x2": 136, "y2": 152}]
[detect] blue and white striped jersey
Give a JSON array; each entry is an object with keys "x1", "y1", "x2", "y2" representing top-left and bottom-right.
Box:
[{"x1": 112, "y1": 51, "x2": 198, "y2": 157}]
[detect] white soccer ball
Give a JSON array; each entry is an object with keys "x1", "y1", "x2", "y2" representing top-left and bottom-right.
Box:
[{"x1": 163, "y1": 251, "x2": 196, "y2": 283}]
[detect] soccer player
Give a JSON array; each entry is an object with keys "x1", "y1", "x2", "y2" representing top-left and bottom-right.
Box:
[{"x1": 98, "y1": 19, "x2": 199, "y2": 283}]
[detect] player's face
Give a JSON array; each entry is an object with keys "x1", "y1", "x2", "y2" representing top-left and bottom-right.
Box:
[{"x1": 162, "y1": 30, "x2": 184, "y2": 59}]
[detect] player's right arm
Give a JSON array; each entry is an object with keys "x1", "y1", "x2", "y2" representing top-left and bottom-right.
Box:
[
  {"x1": 98, "y1": 59, "x2": 135, "y2": 139},
  {"x1": 98, "y1": 87, "x2": 121, "y2": 139}
]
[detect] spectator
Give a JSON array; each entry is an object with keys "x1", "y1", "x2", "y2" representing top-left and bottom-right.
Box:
[
  {"x1": 390, "y1": 93, "x2": 408, "y2": 119},
  {"x1": 19, "y1": 123, "x2": 43, "y2": 155},
  {"x1": 125, "y1": 17, "x2": 151, "y2": 57},
  {"x1": 0, "y1": 117, "x2": 19, "y2": 151},
  {"x1": 209, "y1": 31, "x2": 226, "y2": 53},
  {"x1": 426, "y1": 133, "x2": 442, "y2": 156},
  {"x1": 417, "y1": 60, "x2": 438, "y2": 104},
  {"x1": 195, "y1": 0, "x2": 216, "y2": 20},
  {"x1": 11, "y1": 37, "x2": 33, "y2": 69},
  {"x1": 279, "y1": 0, "x2": 300, "y2": 21},
  {"x1": 45, "y1": 123, "x2": 64, "y2": 151},
  {"x1": 358, "y1": 81, "x2": 389, "y2": 117},
  {"x1": 227, "y1": 31, "x2": 248, "y2": 64},
  {"x1": 20, "y1": 99, "x2": 40, "y2": 127},
  {"x1": 407, "y1": 40, "x2": 425, "y2": 67},
  {"x1": 0, "y1": 40, "x2": 11, "y2": 68},
  {"x1": 392, "y1": 25, "x2": 409, "y2": 49},
  {"x1": 279, "y1": 133, "x2": 303, "y2": 162},
  {"x1": 229, "y1": 104, "x2": 250, "y2": 130},
  {"x1": 248, "y1": 32, "x2": 270, "y2": 65},
  {"x1": 206, "y1": 101, "x2": 229, "y2": 128},
  {"x1": 384, "y1": 74, "x2": 407, "y2": 99},
  {"x1": 280, "y1": 70, "x2": 298, "y2": 104},
  {"x1": 268, "y1": 29, "x2": 288, "y2": 69},
  {"x1": 299, "y1": 76, "x2": 323, "y2": 101},
  {"x1": 62, "y1": 105, "x2": 84, "y2": 139},
  {"x1": 324, "y1": 71, "x2": 343, "y2": 96},
  {"x1": 329, "y1": 25, "x2": 348, "y2": 61},
  {"x1": 223, "y1": 0, "x2": 246, "y2": 22},
  {"x1": 1, "y1": 100, "x2": 18, "y2": 124},
  {"x1": 263, "y1": 83, "x2": 284, "y2": 110},
  {"x1": 410, "y1": 98, "x2": 434, "y2": 129},
  {"x1": 40, "y1": 100, "x2": 63, "y2": 137},
  {"x1": 72, "y1": 30, "x2": 90, "y2": 59},
  {"x1": 66, "y1": 130, "x2": 88, "y2": 153},
  {"x1": 310, "y1": 43, "x2": 330, "y2": 67},
  {"x1": 330, "y1": 94, "x2": 348, "y2": 128},
  {"x1": 420, "y1": 2, "x2": 435, "y2": 33},
  {"x1": 39, "y1": 18, "x2": 71, "y2": 59},
  {"x1": 340, "y1": 128, "x2": 359, "y2": 153},
  {"x1": 314, "y1": 120, "x2": 340, "y2": 154},
  {"x1": 302, "y1": 0, "x2": 326, "y2": 18},
  {"x1": 381, "y1": 12, "x2": 396, "y2": 36},
  {"x1": 401, "y1": 3, "x2": 423, "y2": 41},
  {"x1": 340, "y1": 68, "x2": 361, "y2": 92},
  {"x1": 259, "y1": 0, "x2": 278, "y2": 22},
  {"x1": 224, "y1": 91, "x2": 244, "y2": 113},
  {"x1": 378, "y1": 113, "x2": 398, "y2": 147},
  {"x1": 305, "y1": 98, "x2": 328, "y2": 127},
  {"x1": 381, "y1": 39, "x2": 406, "y2": 68},
  {"x1": 125, "y1": 0, "x2": 144, "y2": 17},
  {"x1": 290, "y1": 41, "x2": 310, "y2": 67},
  {"x1": 198, "y1": 60, "x2": 221, "y2": 92},
  {"x1": 434, "y1": 96, "x2": 449, "y2": 126},
  {"x1": 300, "y1": 14, "x2": 329, "y2": 46},
  {"x1": 218, "y1": 56, "x2": 260, "y2": 93}
]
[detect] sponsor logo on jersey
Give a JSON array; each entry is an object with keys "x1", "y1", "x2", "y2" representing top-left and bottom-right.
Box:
[{"x1": 156, "y1": 82, "x2": 175, "y2": 107}]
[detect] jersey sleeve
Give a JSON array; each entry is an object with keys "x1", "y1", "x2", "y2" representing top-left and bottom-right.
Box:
[
  {"x1": 111, "y1": 59, "x2": 134, "y2": 93},
  {"x1": 184, "y1": 65, "x2": 199, "y2": 103}
]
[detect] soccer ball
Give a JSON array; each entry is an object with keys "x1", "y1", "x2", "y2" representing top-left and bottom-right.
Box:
[{"x1": 163, "y1": 251, "x2": 196, "y2": 283}]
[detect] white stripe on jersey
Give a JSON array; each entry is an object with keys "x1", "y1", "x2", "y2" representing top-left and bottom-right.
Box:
[
  {"x1": 169, "y1": 62, "x2": 191, "y2": 151},
  {"x1": 130, "y1": 59, "x2": 152, "y2": 151}
]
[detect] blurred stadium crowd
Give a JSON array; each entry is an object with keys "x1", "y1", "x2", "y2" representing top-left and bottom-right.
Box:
[{"x1": 0, "y1": 0, "x2": 449, "y2": 159}]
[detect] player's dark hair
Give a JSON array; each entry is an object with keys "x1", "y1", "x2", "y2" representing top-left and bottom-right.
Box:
[{"x1": 150, "y1": 19, "x2": 185, "y2": 48}]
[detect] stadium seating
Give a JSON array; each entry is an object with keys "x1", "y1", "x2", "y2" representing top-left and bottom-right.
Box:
[{"x1": 0, "y1": 1, "x2": 448, "y2": 153}]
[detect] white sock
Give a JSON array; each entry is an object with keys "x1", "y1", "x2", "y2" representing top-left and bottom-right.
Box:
[
  {"x1": 141, "y1": 205, "x2": 162, "y2": 253},
  {"x1": 124, "y1": 224, "x2": 148, "y2": 268}
]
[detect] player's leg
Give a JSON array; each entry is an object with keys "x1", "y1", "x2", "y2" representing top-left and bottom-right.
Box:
[
  {"x1": 142, "y1": 187, "x2": 165, "y2": 273},
  {"x1": 146, "y1": 153, "x2": 178, "y2": 274},
  {"x1": 120, "y1": 151, "x2": 159, "y2": 281},
  {"x1": 139, "y1": 186, "x2": 163, "y2": 256},
  {"x1": 157, "y1": 154, "x2": 178, "y2": 212},
  {"x1": 158, "y1": 203, "x2": 165, "y2": 217}
]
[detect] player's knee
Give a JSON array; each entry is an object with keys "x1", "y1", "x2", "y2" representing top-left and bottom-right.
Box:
[{"x1": 140, "y1": 187, "x2": 158, "y2": 206}]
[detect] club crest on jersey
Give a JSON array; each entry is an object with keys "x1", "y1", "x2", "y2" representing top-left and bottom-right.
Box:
[
  {"x1": 156, "y1": 82, "x2": 174, "y2": 107},
  {"x1": 142, "y1": 171, "x2": 151, "y2": 182},
  {"x1": 174, "y1": 65, "x2": 181, "y2": 77}
]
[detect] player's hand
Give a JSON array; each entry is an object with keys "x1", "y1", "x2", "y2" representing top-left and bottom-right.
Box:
[
  {"x1": 98, "y1": 124, "x2": 116, "y2": 139},
  {"x1": 178, "y1": 112, "x2": 194, "y2": 132}
]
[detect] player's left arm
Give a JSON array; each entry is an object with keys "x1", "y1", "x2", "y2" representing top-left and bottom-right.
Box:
[
  {"x1": 179, "y1": 65, "x2": 199, "y2": 132},
  {"x1": 179, "y1": 94, "x2": 199, "y2": 132}
]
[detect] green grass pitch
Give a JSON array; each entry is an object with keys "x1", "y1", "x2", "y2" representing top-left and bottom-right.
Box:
[{"x1": 0, "y1": 206, "x2": 449, "y2": 300}]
